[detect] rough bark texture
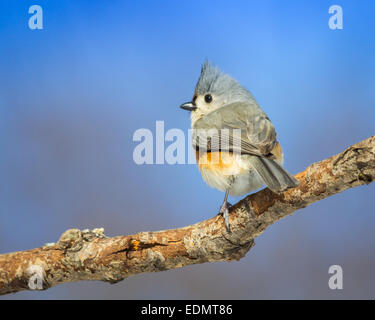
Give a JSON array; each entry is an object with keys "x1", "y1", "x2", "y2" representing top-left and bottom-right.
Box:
[{"x1": 1, "y1": 136, "x2": 374, "y2": 296}]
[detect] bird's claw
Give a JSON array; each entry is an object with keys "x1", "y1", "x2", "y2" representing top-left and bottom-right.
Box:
[{"x1": 219, "y1": 202, "x2": 232, "y2": 232}]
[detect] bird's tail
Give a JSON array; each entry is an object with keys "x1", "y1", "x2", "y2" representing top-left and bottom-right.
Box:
[{"x1": 249, "y1": 156, "x2": 299, "y2": 193}]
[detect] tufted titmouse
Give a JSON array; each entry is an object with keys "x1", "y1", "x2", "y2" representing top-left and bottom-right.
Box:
[{"x1": 180, "y1": 62, "x2": 299, "y2": 231}]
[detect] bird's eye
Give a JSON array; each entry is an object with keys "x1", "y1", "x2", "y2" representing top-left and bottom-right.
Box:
[
  {"x1": 193, "y1": 95, "x2": 197, "y2": 103},
  {"x1": 204, "y1": 94, "x2": 212, "y2": 103}
]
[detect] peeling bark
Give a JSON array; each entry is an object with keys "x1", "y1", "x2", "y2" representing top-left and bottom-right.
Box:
[{"x1": 0, "y1": 136, "x2": 374, "y2": 296}]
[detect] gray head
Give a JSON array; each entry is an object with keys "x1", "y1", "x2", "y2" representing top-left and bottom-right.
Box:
[{"x1": 180, "y1": 61, "x2": 255, "y2": 123}]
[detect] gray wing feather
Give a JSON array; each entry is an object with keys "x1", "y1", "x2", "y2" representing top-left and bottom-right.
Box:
[
  {"x1": 193, "y1": 101, "x2": 299, "y2": 192},
  {"x1": 193, "y1": 101, "x2": 276, "y2": 156},
  {"x1": 248, "y1": 156, "x2": 299, "y2": 193}
]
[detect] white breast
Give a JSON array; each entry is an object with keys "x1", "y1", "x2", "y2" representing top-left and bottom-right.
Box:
[
  {"x1": 198, "y1": 153, "x2": 265, "y2": 196},
  {"x1": 228, "y1": 169, "x2": 264, "y2": 196}
]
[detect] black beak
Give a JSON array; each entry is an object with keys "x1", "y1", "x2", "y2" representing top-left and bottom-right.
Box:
[{"x1": 180, "y1": 101, "x2": 197, "y2": 111}]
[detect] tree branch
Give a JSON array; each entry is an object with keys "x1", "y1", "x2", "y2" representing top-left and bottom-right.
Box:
[{"x1": 1, "y1": 136, "x2": 374, "y2": 296}]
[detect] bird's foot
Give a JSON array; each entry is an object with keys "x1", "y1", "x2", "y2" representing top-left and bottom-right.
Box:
[{"x1": 218, "y1": 202, "x2": 232, "y2": 232}]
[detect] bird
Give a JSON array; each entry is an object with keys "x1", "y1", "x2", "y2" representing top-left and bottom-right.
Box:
[{"x1": 180, "y1": 61, "x2": 299, "y2": 232}]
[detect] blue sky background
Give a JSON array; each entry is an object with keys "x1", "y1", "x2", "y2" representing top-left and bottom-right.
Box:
[{"x1": 0, "y1": 0, "x2": 374, "y2": 299}]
